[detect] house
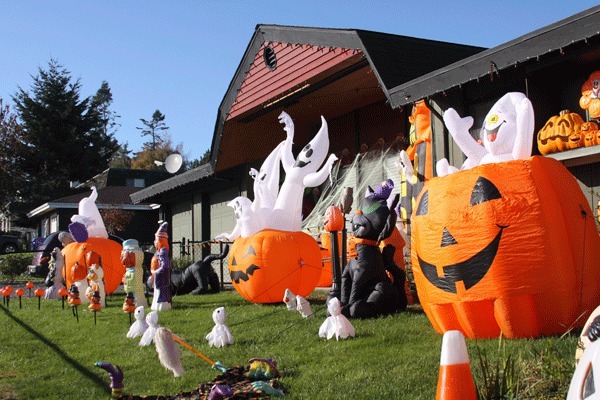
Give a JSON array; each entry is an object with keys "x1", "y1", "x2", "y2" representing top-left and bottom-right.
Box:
[
  {"x1": 28, "y1": 168, "x2": 171, "y2": 244},
  {"x1": 388, "y1": 4, "x2": 600, "y2": 211},
  {"x1": 131, "y1": 24, "x2": 485, "y2": 259}
]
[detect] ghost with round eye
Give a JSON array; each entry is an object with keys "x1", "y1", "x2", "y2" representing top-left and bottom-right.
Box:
[
  {"x1": 267, "y1": 112, "x2": 338, "y2": 231},
  {"x1": 436, "y1": 92, "x2": 534, "y2": 177}
]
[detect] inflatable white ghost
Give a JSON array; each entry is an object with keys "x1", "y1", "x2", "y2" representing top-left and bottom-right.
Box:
[
  {"x1": 70, "y1": 187, "x2": 109, "y2": 239},
  {"x1": 205, "y1": 307, "x2": 234, "y2": 348},
  {"x1": 267, "y1": 112, "x2": 338, "y2": 231},
  {"x1": 437, "y1": 92, "x2": 534, "y2": 176},
  {"x1": 214, "y1": 197, "x2": 261, "y2": 241},
  {"x1": 250, "y1": 141, "x2": 283, "y2": 217}
]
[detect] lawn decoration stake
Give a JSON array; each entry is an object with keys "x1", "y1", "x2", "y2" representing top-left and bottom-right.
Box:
[
  {"x1": 58, "y1": 287, "x2": 68, "y2": 309},
  {"x1": 123, "y1": 292, "x2": 136, "y2": 324},
  {"x1": 89, "y1": 290, "x2": 101, "y2": 325},
  {"x1": 121, "y1": 239, "x2": 148, "y2": 308},
  {"x1": 68, "y1": 284, "x2": 81, "y2": 322},
  {"x1": 25, "y1": 281, "x2": 34, "y2": 298},
  {"x1": 34, "y1": 288, "x2": 44, "y2": 310},
  {"x1": 44, "y1": 247, "x2": 65, "y2": 300},
  {"x1": 16, "y1": 288, "x2": 24, "y2": 308},
  {"x1": 150, "y1": 222, "x2": 172, "y2": 311},
  {"x1": 85, "y1": 251, "x2": 106, "y2": 307}
]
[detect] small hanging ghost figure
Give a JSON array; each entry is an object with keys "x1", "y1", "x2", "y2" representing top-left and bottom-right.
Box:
[
  {"x1": 205, "y1": 307, "x2": 234, "y2": 348},
  {"x1": 154, "y1": 327, "x2": 185, "y2": 377},
  {"x1": 319, "y1": 297, "x2": 355, "y2": 340},
  {"x1": 127, "y1": 306, "x2": 149, "y2": 338},
  {"x1": 139, "y1": 311, "x2": 160, "y2": 346},
  {"x1": 296, "y1": 295, "x2": 313, "y2": 318},
  {"x1": 283, "y1": 288, "x2": 297, "y2": 311}
]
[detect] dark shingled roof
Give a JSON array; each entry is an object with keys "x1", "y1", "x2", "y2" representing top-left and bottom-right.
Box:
[
  {"x1": 389, "y1": 5, "x2": 600, "y2": 106},
  {"x1": 130, "y1": 163, "x2": 214, "y2": 204},
  {"x1": 132, "y1": 25, "x2": 484, "y2": 203}
]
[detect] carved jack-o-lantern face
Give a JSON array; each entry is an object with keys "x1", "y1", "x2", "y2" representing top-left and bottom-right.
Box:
[
  {"x1": 411, "y1": 157, "x2": 600, "y2": 339},
  {"x1": 537, "y1": 110, "x2": 585, "y2": 154},
  {"x1": 414, "y1": 176, "x2": 505, "y2": 294},
  {"x1": 323, "y1": 206, "x2": 344, "y2": 232},
  {"x1": 228, "y1": 230, "x2": 322, "y2": 304},
  {"x1": 230, "y1": 245, "x2": 260, "y2": 283}
]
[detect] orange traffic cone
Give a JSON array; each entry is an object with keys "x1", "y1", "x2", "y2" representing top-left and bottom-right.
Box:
[{"x1": 436, "y1": 330, "x2": 477, "y2": 400}]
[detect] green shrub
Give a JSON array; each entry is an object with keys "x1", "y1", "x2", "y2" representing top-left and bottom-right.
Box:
[{"x1": 0, "y1": 253, "x2": 32, "y2": 281}]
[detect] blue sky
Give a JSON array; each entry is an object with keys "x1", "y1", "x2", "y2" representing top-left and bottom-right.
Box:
[{"x1": 2, "y1": 1, "x2": 598, "y2": 161}]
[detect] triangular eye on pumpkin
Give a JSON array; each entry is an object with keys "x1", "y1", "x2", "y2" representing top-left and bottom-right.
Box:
[
  {"x1": 416, "y1": 190, "x2": 429, "y2": 216},
  {"x1": 470, "y1": 177, "x2": 502, "y2": 205}
]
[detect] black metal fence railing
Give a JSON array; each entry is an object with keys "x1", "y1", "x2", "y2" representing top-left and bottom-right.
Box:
[{"x1": 170, "y1": 239, "x2": 232, "y2": 288}]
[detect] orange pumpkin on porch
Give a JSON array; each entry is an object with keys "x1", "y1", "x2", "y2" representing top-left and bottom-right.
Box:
[
  {"x1": 537, "y1": 110, "x2": 585, "y2": 154},
  {"x1": 411, "y1": 156, "x2": 600, "y2": 339},
  {"x1": 229, "y1": 229, "x2": 323, "y2": 303},
  {"x1": 582, "y1": 121, "x2": 599, "y2": 147},
  {"x1": 62, "y1": 237, "x2": 124, "y2": 295}
]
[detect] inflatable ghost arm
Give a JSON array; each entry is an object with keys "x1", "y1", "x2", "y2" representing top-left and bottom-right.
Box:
[
  {"x1": 303, "y1": 154, "x2": 338, "y2": 187},
  {"x1": 512, "y1": 95, "x2": 535, "y2": 160},
  {"x1": 397, "y1": 150, "x2": 415, "y2": 182},
  {"x1": 278, "y1": 111, "x2": 295, "y2": 172},
  {"x1": 443, "y1": 108, "x2": 487, "y2": 163}
]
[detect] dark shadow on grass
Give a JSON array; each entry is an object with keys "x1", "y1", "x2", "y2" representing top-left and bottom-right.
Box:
[{"x1": 0, "y1": 304, "x2": 110, "y2": 395}]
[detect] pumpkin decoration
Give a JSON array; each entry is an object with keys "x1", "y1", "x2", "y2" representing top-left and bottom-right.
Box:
[
  {"x1": 323, "y1": 206, "x2": 344, "y2": 232},
  {"x1": 411, "y1": 156, "x2": 600, "y2": 339},
  {"x1": 537, "y1": 110, "x2": 585, "y2": 154},
  {"x1": 580, "y1": 70, "x2": 600, "y2": 119},
  {"x1": 62, "y1": 237, "x2": 124, "y2": 295},
  {"x1": 319, "y1": 232, "x2": 343, "y2": 287},
  {"x1": 228, "y1": 229, "x2": 322, "y2": 303},
  {"x1": 582, "y1": 121, "x2": 600, "y2": 147}
]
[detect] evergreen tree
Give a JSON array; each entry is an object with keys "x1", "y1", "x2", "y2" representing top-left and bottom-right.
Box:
[
  {"x1": 91, "y1": 81, "x2": 121, "y2": 137},
  {"x1": 109, "y1": 142, "x2": 133, "y2": 169},
  {"x1": 0, "y1": 99, "x2": 28, "y2": 213},
  {"x1": 11, "y1": 59, "x2": 119, "y2": 219},
  {"x1": 137, "y1": 109, "x2": 168, "y2": 150}
]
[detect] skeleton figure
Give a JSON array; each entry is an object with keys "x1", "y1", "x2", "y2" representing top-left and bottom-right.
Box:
[{"x1": 44, "y1": 248, "x2": 65, "y2": 300}]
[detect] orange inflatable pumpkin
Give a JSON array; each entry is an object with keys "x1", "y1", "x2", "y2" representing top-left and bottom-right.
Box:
[
  {"x1": 62, "y1": 238, "x2": 124, "y2": 295},
  {"x1": 537, "y1": 110, "x2": 585, "y2": 155},
  {"x1": 411, "y1": 156, "x2": 600, "y2": 339},
  {"x1": 229, "y1": 229, "x2": 323, "y2": 303}
]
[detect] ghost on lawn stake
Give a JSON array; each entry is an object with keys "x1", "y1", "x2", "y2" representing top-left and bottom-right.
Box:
[
  {"x1": 127, "y1": 306, "x2": 149, "y2": 338},
  {"x1": 296, "y1": 295, "x2": 313, "y2": 318},
  {"x1": 436, "y1": 92, "x2": 534, "y2": 176},
  {"x1": 206, "y1": 307, "x2": 234, "y2": 348},
  {"x1": 267, "y1": 111, "x2": 338, "y2": 231},
  {"x1": 319, "y1": 297, "x2": 355, "y2": 340},
  {"x1": 283, "y1": 288, "x2": 297, "y2": 311},
  {"x1": 140, "y1": 311, "x2": 160, "y2": 346},
  {"x1": 69, "y1": 186, "x2": 109, "y2": 242}
]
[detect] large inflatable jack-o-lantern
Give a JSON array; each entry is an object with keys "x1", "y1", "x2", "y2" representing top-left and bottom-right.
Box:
[
  {"x1": 411, "y1": 156, "x2": 600, "y2": 339},
  {"x1": 228, "y1": 229, "x2": 323, "y2": 304}
]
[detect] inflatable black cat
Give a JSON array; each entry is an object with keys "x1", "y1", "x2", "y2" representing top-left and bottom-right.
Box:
[{"x1": 341, "y1": 180, "x2": 407, "y2": 318}]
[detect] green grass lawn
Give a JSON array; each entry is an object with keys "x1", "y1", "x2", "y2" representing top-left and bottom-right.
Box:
[{"x1": 0, "y1": 288, "x2": 578, "y2": 399}]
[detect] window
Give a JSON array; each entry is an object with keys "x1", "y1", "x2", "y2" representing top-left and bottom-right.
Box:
[{"x1": 126, "y1": 178, "x2": 146, "y2": 188}]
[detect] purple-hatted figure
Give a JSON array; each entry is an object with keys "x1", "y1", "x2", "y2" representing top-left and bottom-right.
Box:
[{"x1": 150, "y1": 222, "x2": 172, "y2": 311}]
